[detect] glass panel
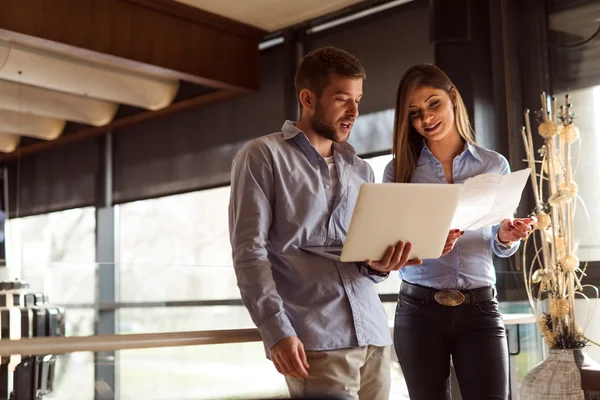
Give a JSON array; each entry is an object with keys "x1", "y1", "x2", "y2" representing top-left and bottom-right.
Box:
[
  {"x1": 18, "y1": 343, "x2": 411, "y2": 399},
  {"x1": 549, "y1": 0, "x2": 600, "y2": 261},
  {"x1": 117, "y1": 187, "x2": 236, "y2": 302},
  {"x1": 117, "y1": 186, "x2": 232, "y2": 268},
  {"x1": 118, "y1": 306, "x2": 255, "y2": 333},
  {"x1": 46, "y1": 351, "x2": 95, "y2": 400},
  {"x1": 118, "y1": 344, "x2": 410, "y2": 399},
  {"x1": 499, "y1": 301, "x2": 543, "y2": 393},
  {"x1": 574, "y1": 298, "x2": 600, "y2": 361},
  {"x1": 119, "y1": 264, "x2": 239, "y2": 303},
  {"x1": 5, "y1": 207, "x2": 96, "y2": 304},
  {"x1": 553, "y1": 86, "x2": 600, "y2": 260},
  {"x1": 376, "y1": 272, "x2": 401, "y2": 297},
  {"x1": 119, "y1": 343, "x2": 288, "y2": 400},
  {"x1": 348, "y1": 109, "x2": 395, "y2": 155},
  {"x1": 65, "y1": 308, "x2": 95, "y2": 337},
  {"x1": 365, "y1": 153, "x2": 393, "y2": 183},
  {"x1": 364, "y1": 154, "x2": 402, "y2": 297}
]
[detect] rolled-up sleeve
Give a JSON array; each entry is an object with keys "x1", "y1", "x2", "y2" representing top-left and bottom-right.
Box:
[
  {"x1": 228, "y1": 141, "x2": 296, "y2": 349},
  {"x1": 356, "y1": 262, "x2": 389, "y2": 283},
  {"x1": 491, "y1": 223, "x2": 520, "y2": 257}
]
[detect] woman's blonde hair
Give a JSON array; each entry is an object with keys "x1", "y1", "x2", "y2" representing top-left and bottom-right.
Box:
[{"x1": 391, "y1": 64, "x2": 475, "y2": 183}]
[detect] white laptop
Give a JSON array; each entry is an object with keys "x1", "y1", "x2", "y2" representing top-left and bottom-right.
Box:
[{"x1": 301, "y1": 182, "x2": 464, "y2": 262}]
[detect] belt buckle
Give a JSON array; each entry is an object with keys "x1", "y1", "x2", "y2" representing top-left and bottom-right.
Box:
[{"x1": 434, "y1": 290, "x2": 465, "y2": 306}]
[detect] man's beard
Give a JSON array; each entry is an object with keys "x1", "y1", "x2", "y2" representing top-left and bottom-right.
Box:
[{"x1": 310, "y1": 102, "x2": 350, "y2": 143}]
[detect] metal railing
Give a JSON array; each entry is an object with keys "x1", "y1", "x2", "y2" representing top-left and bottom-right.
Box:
[
  {"x1": 0, "y1": 312, "x2": 537, "y2": 357},
  {"x1": 0, "y1": 328, "x2": 263, "y2": 356}
]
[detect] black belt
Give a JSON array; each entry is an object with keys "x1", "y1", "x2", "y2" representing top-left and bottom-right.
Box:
[{"x1": 400, "y1": 280, "x2": 497, "y2": 307}]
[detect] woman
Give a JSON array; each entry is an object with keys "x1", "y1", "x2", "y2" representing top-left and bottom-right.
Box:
[{"x1": 384, "y1": 64, "x2": 533, "y2": 400}]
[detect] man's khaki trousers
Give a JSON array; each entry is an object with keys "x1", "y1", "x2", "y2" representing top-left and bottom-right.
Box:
[{"x1": 285, "y1": 345, "x2": 391, "y2": 400}]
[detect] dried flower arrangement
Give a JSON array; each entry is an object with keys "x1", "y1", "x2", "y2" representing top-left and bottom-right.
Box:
[{"x1": 520, "y1": 93, "x2": 597, "y2": 349}]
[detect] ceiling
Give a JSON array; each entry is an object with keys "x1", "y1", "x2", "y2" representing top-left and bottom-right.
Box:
[
  {"x1": 173, "y1": 0, "x2": 364, "y2": 32},
  {"x1": 0, "y1": 0, "x2": 375, "y2": 159},
  {"x1": 0, "y1": 0, "x2": 270, "y2": 159}
]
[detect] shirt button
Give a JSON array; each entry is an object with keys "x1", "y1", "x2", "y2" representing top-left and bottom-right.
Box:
[{"x1": 325, "y1": 184, "x2": 330, "y2": 189}]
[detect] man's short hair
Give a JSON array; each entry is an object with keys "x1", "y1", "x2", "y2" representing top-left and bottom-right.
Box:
[{"x1": 294, "y1": 46, "x2": 366, "y2": 101}]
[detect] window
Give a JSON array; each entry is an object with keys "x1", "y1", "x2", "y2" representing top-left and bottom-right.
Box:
[
  {"x1": 6, "y1": 207, "x2": 96, "y2": 399},
  {"x1": 118, "y1": 344, "x2": 287, "y2": 400},
  {"x1": 116, "y1": 188, "x2": 288, "y2": 398},
  {"x1": 552, "y1": 86, "x2": 600, "y2": 261},
  {"x1": 548, "y1": 0, "x2": 600, "y2": 359},
  {"x1": 117, "y1": 186, "x2": 236, "y2": 303},
  {"x1": 364, "y1": 154, "x2": 402, "y2": 302},
  {"x1": 548, "y1": 0, "x2": 600, "y2": 261},
  {"x1": 6, "y1": 206, "x2": 96, "y2": 306},
  {"x1": 348, "y1": 109, "x2": 395, "y2": 155},
  {"x1": 365, "y1": 153, "x2": 393, "y2": 183}
]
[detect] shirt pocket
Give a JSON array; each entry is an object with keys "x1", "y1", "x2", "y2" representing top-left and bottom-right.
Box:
[{"x1": 280, "y1": 170, "x2": 323, "y2": 225}]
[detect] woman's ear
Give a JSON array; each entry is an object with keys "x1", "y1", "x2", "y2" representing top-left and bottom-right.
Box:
[{"x1": 450, "y1": 88, "x2": 458, "y2": 108}]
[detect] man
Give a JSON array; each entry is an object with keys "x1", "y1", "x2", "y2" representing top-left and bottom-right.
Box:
[{"x1": 229, "y1": 46, "x2": 420, "y2": 400}]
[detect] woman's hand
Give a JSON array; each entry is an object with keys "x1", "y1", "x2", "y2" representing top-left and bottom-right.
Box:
[
  {"x1": 441, "y1": 229, "x2": 464, "y2": 256},
  {"x1": 367, "y1": 241, "x2": 423, "y2": 272},
  {"x1": 498, "y1": 217, "x2": 536, "y2": 244}
]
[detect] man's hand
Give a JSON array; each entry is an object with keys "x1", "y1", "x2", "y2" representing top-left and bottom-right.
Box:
[
  {"x1": 498, "y1": 217, "x2": 536, "y2": 244},
  {"x1": 441, "y1": 229, "x2": 464, "y2": 256},
  {"x1": 366, "y1": 241, "x2": 422, "y2": 272},
  {"x1": 269, "y1": 336, "x2": 309, "y2": 378}
]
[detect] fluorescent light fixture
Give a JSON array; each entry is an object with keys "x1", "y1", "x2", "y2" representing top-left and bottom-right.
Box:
[
  {"x1": 259, "y1": 37, "x2": 284, "y2": 50},
  {"x1": 0, "y1": 79, "x2": 118, "y2": 126},
  {"x1": 0, "y1": 133, "x2": 20, "y2": 153},
  {"x1": 0, "y1": 42, "x2": 179, "y2": 110},
  {"x1": 0, "y1": 109, "x2": 65, "y2": 140}
]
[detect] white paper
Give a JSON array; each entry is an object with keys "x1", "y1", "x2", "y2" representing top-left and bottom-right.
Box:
[{"x1": 450, "y1": 168, "x2": 531, "y2": 231}]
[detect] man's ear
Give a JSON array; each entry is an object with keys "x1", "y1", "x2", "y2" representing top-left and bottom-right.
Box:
[{"x1": 299, "y1": 88, "x2": 316, "y2": 112}]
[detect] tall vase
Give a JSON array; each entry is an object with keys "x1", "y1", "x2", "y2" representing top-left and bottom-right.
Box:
[{"x1": 520, "y1": 348, "x2": 600, "y2": 400}]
